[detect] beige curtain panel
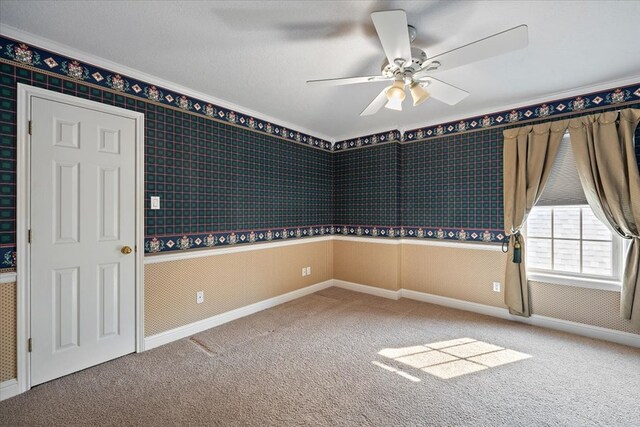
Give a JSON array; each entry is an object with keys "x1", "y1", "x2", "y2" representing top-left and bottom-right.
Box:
[
  {"x1": 503, "y1": 120, "x2": 568, "y2": 316},
  {"x1": 568, "y1": 108, "x2": 640, "y2": 329}
]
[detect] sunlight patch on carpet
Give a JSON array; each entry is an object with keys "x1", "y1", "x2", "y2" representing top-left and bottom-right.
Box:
[
  {"x1": 371, "y1": 361, "x2": 421, "y2": 382},
  {"x1": 376, "y1": 338, "x2": 532, "y2": 380}
]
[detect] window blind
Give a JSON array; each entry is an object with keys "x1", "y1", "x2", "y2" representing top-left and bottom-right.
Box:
[{"x1": 536, "y1": 133, "x2": 588, "y2": 206}]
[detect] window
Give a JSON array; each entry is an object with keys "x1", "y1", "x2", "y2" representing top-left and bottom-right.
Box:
[
  {"x1": 526, "y1": 205, "x2": 623, "y2": 283},
  {"x1": 524, "y1": 132, "x2": 624, "y2": 289}
]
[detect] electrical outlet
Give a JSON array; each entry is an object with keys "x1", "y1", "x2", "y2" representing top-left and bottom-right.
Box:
[
  {"x1": 302, "y1": 268, "x2": 307, "y2": 277},
  {"x1": 196, "y1": 291, "x2": 204, "y2": 304},
  {"x1": 492, "y1": 282, "x2": 501, "y2": 292},
  {"x1": 306, "y1": 266, "x2": 311, "y2": 275}
]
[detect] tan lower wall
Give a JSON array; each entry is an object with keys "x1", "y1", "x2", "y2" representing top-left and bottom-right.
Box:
[
  {"x1": 1, "y1": 238, "x2": 637, "y2": 385},
  {"x1": 0, "y1": 240, "x2": 334, "y2": 383},
  {"x1": 356, "y1": 240, "x2": 637, "y2": 335},
  {"x1": 1, "y1": 281, "x2": 16, "y2": 382},
  {"x1": 401, "y1": 243, "x2": 508, "y2": 308},
  {"x1": 144, "y1": 240, "x2": 333, "y2": 336},
  {"x1": 333, "y1": 240, "x2": 400, "y2": 291}
]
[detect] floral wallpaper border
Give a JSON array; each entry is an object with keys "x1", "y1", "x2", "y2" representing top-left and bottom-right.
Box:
[
  {"x1": 333, "y1": 130, "x2": 401, "y2": 151},
  {"x1": 0, "y1": 35, "x2": 334, "y2": 151},
  {"x1": 333, "y1": 225, "x2": 504, "y2": 243},
  {"x1": 0, "y1": 246, "x2": 16, "y2": 272},
  {"x1": 144, "y1": 225, "x2": 334, "y2": 254},
  {"x1": 405, "y1": 83, "x2": 640, "y2": 141},
  {"x1": 1, "y1": 35, "x2": 638, "y2": 154},
  {"x1": 0, "y1": 223, "x2": 505, "y2": 269},
  {"x1": 143, "y1": 224, "x2": 504, "y2": 255},
  {"x1": 334, "y1": 82, "x2": 640, "y2": 151}
]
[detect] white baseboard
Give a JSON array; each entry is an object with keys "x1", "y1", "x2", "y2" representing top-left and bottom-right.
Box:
[
  {"x1": 332, "y1": 279, "x2": 401, "y2": 300},
  {"x1": 524, "y1": 313, "x2": 640, "y2": 348},
  {"x1": 400, "y1": 288, "x2": 640, "y2": 348},
  {"x1": 144, "y1": 279, "x2": 640, "y2": 351},
  {"x1": 144, "y1": 279, "x2": 334, "y2": 350},
  {"x1": 401, "y1": 289, "x2": 513, "y2": 320},
  {"x1": 0, "y1": 379, "x2": 19, "y2": 401}
]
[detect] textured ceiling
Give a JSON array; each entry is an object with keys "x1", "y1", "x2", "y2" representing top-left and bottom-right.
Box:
[{"x1": 1, "y1": 0, "x2": 639, "y2": 141}]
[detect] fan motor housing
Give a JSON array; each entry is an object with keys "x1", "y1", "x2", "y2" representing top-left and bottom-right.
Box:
[{"x1": 381, "y1": 47, "x2": 428, "y2": 79}]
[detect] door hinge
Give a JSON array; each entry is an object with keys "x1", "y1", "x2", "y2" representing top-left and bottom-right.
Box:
[
  {"x1": 28, "y1": 120, "x2": 32, "y2": 135},
  {"x1": 28, "y1": 229, "x2": 32, "y2": 243},
  {"x1": 28, "y1": 338, "x2": 32, "y2": 352}
]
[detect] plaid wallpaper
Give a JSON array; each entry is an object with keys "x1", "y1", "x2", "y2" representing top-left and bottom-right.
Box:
[
  {"x1": 0, "y1": 62, "x2": 18, "y2": 263},
  {"x1": 0, "y1": 61, "x2": 333, "y2": 268},
  {"x1": 333, "y1": 109, "x2": 640, "y2": 243},
  {"x1": 0, "y1": 34, "x2": 639, "y2": 270},
  {"x1": 144, "y1": 109, "x2": 333, "y2": 235},
  {"x1": 400, "y1": 127, "x2": 503, "y2": 231},
  {"x1": 333, "y1": 134, "x2": 503, "y2": 242},
  {"x1": 334, "y1": 143, "x2": 399, "y2": 227}
]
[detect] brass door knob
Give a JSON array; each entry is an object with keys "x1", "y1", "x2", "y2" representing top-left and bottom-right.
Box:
[{"x1": 121, "y1": 246, "x2": 133, "y2": 255}]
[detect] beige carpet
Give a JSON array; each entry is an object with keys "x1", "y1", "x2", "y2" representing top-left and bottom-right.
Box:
[{"x1": 1, "y1": 287, "x2": 639, "y2": 426}]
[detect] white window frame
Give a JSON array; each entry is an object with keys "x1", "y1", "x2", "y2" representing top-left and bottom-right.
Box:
[{"x1": 525, "y1": 205, "x2": 626, "y2": 291}]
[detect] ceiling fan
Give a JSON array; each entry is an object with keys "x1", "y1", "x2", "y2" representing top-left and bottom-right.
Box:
[{"x1": 306, "y1": 10, "x2": 528, "y2": 116}]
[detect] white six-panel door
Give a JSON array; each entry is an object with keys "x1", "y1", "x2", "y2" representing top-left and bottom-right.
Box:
[{"x1": 29, "y1": 96, "x2": 137, "y2": 386}]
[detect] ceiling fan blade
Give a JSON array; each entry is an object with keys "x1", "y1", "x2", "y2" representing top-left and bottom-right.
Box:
[
  {"x1": 420, "y1": 76, "x2": 469, "y2": 106},
  {"x1": 371, "y1": 9, "x2": 413, "y2": 66},
  {"x1": 419, "y1": 25, "x2": 528, "y2": 74},
  {"x1": 307, "y1": 75, "x2": 392, "y2": 87},
  {"x1": 361, "y1": 86, "x2": 391, "y2": 116}
]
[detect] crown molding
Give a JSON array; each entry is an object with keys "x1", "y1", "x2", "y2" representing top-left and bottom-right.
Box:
[{"x1": 0, "y1": 24, "x2": 335, "y2": 143}]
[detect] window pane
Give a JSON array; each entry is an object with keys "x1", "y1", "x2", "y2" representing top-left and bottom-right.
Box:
[
  {"x1": 582, "y1": 207, "x2": 612, "y2": 241},
  {"x1": 527, "y1": 238, "x2": 552, "y2": 269},
  {"x1": 553, "y1": 207, "x2": 581, "y2": 239},
  {"x1": 553, "y1": 240, "x2": 580, "y2": 273},
  {"x1": 528, "y1": 207, "x2": 552, "y2": 238},
  {"x1": 582, "y1": 241, "x2": 613, "y2": 276}
]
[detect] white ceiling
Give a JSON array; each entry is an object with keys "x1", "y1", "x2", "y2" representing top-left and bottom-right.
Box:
[{"x1": 1, "y1": 0, "x2": 640, "y2": 141}]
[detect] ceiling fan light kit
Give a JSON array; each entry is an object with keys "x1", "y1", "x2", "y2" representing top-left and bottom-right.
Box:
[
  {"x1": 385, "y1": 79, "x2": 406, "y2": 111},
  {"x1": 409, "y1": 82, "x2": 430, "y2": 107},
  {"x1": 306, "y1": 9, "x2": 528, "y2": 117}
]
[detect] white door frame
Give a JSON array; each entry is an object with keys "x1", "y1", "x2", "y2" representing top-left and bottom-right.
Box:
[{"x1": 15, "y1": 83, "x2": 145, "y2": 395}]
